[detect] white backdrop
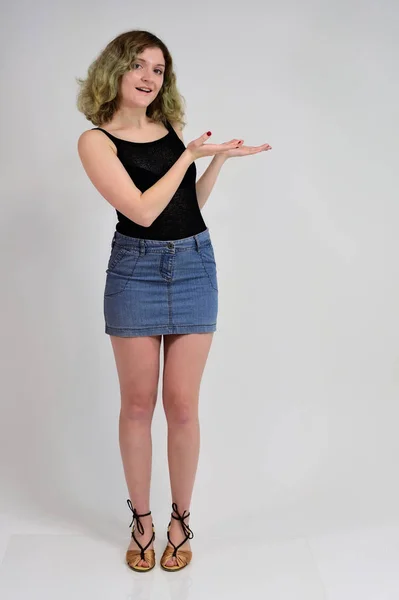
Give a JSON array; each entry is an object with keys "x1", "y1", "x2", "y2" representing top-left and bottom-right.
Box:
[{"x1": 1, "y1": 0, "x2": 398, "y2": 549}]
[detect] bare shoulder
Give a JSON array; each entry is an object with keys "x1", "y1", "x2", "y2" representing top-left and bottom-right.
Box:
[
  {"x1": 76, "y1": 128, "x2": 145, "y2": 226},
  {"x1": 77, "y1": 128, "x2": 117, "y2": 154},
  {"x1": 169, "y1": 121, "x2": 185, "y2": 143}
]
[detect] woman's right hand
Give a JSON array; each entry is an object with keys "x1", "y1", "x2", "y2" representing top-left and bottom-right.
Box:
[{"x1": 185, "y1": 131, "x2": 243, "y2": 160}]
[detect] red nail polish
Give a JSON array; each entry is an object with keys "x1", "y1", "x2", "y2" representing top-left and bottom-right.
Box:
[{"x1": 207, "y1": 131, "x2": 212, "y2": 136}]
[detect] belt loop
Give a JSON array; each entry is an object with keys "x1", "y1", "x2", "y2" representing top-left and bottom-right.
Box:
[
  {"x1": 194, "y1": 234, "x2": 200, "y2": 252},
  {"x1": 139, "y1": 239, "x2": 145, "y2": 256}
]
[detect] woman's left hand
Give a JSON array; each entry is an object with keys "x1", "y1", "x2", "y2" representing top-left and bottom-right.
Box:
[{"x1": 219, "y1": 140, "x2": 272, "y2": 159}]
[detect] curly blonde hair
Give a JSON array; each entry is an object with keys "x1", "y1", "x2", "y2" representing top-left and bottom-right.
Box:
[{"x1": 76, "y1": 30, "x2": 187, "y2": 128}]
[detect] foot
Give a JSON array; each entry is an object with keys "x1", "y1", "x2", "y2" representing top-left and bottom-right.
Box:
[
  {"x1": 163, "y1": 518, "x2": 192, "y2": 568},
  {"x1": 127, "y1": 514, "x2": 154, "y2": 569}
]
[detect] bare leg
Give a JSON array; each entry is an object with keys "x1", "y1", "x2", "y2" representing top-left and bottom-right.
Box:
[
  {"x1": 162, "y1": 332, "x2": 214, "y2": 567},
  {"x1": 110, "y1": 334, "x2": 162, "y2": 568}
]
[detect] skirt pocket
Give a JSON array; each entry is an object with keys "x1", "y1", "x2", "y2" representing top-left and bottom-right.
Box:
[
  {"x1": 104, "y1": 247, "x2": 140, "y2": 297},
  {"x1": 107, "y1": 246, "x2": 129, "y2": 272},
  {"x1": 199, "y1": 242, "x2": 218, "y2": 292}
]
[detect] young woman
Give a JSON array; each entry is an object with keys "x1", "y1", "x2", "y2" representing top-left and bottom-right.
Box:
[{"x1": 76, "y1": 29, "x2": 271, "y2": 572}]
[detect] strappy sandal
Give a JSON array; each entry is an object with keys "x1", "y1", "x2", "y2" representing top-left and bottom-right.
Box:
[
  {"x1": 160, "y1": 502, "x2": 194, "y2": 571},
  {"x1": 125, "y1": 499, "x2": 156, "y2": 572}
]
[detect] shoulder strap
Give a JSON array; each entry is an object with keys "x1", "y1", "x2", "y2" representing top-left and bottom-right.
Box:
[
  {"x1": 90, "y1": 127, "x2": 115, "y2": 141},
  {"x1": 165, "y1": 120, "x2": 181, "y2": 140}
]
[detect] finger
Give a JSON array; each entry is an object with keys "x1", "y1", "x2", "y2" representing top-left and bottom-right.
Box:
[
  {"x1": 191, "y1": 131, "x2": 212, "y2": 146},
  {"x1": 238, "y1": 143, "x2": 270, "y2": 151},
  {"x1": 249, "y1": 146, "x2": 270, "y2": 154},
  {"x1": 219, "y1": 143, "x2": 243, "y2": 152},
  {"x1": 247, "y1": 147, "x2": 264, "y2": 154},
  {"x1": 231, "y1": 146, "x2": 257, "y2": 155},
  {"x1": 244, "y1": 144, "x2": 270, "y2": 151},
  {"x1": 226, "y1": 140, "x2": 243, "y2": 147},
  {"x1": 203, "y1": 141, "x2": 242, "y2": 152},
  {"x1": 215, "y1": 145, "x2": 241, "y2": 153},
  {"x1": 203, "y1": 139, "x2": 242, "y2": 147}
]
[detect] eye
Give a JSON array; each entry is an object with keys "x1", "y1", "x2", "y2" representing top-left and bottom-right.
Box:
[{"x1": 133, "y1": 63, "x2": 163, "y2": 75}]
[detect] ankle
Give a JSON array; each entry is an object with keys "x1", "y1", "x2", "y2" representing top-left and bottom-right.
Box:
[
  {"x1": 134, "y1": 511, "x2": 152, "y2": 519},
  {"x1": 171, "y1": 503, "x2": 190, "y2": 515},
  {"x1": 170, "y1": 515, "x2": 190, "y2": 525},
  {"x1": 132, "y1": 514, "x2": 153, "y2": 529}
]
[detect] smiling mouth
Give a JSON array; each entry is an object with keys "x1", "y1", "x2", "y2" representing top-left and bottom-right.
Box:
[{"x1": 136, "y1": 88, "x2": 152, "y2": 93}]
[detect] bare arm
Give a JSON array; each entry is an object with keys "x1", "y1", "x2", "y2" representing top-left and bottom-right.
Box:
[
  {"x1": 170, "y1": 123, "x2": 227, "y2": 210},
  {"x1": 195, "y1": 155, "x2": 227, "y2": 210},
  {"x1": 77, "y1": 128, "x2": 194, "y2": 227},
  {"x1": 140, "y1": 149, "x2": 193, "y2": 225}
]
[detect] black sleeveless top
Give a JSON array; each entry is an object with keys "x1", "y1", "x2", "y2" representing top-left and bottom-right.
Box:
[{"x1": 91, "y1": 120, "x2": 207, "y2": 241}]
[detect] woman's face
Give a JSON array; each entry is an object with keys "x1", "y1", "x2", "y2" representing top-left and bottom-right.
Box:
[{"x1": 119, "y1": 46, "x2": 166, "y2": 106}]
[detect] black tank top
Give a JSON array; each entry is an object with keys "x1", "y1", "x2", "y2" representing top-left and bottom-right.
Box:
[{"x1": 91, "y1": 120, "x2": 207, "y2": 241}]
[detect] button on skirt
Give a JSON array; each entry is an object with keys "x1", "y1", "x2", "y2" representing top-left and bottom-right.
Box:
[{"x1": 103, "y1": 228, "x2": 218, "y2": 337}]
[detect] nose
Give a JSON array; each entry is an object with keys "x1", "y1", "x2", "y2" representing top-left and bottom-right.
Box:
[{"x1": 141, "y1": 68, "x2": 153, "y2": 81}]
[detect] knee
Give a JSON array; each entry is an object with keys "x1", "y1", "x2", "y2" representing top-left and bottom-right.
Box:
[
  {"x1": 163, "y1": 390, "x2": 198, "y2": 425},
  {"x1": 120, "y1": 389, "x2": 157, "y2": 422}
]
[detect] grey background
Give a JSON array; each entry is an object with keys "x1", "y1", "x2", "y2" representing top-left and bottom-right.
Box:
[{"x1": 1, "y1": 0, "x2": 398, "y2": 548}]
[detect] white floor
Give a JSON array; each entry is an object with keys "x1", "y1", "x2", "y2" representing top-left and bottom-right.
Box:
[{"x1": 1, "y1": 511, "x2": 399, "y2": 599}]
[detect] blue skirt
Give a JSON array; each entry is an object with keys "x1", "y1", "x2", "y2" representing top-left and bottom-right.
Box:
[{"x1": 103, "y1": 228, "x2": 218, "y2": 337}]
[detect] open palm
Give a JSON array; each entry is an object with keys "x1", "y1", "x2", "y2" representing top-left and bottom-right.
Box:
[{"x1": 221, "y1": 141, "x2": 272, "y2": 158}]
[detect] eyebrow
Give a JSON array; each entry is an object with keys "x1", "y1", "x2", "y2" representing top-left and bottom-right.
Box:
[{"x1": 136, "y1": 58, "x2": 165, "y2": 68}]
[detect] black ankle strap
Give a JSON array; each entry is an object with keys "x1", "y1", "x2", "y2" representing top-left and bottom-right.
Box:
[
  {"x1": 170, "y1": 502, "x2": 194, "y2": 540},
  {"x1": 126, "y1": 499, "x2": 154, "y2": 558},
  {"x1": 126, "y1": 499, "x2": 152, "y2": 534}
]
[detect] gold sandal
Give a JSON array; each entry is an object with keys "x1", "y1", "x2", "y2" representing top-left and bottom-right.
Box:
[
  {"x1": 125, "y1": 499, "x2": 156, "y2": 572},
  {"x1": 160, "y1": 502, "x2": 194, "y2": 571}
]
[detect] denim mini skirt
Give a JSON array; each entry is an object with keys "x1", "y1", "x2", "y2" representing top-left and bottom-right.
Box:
[{"x1": 103, "y1": 227, "x2": 218, "y2": 337}]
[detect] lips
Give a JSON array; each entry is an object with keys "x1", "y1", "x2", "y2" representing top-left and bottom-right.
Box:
[{"x1": 136, "y1": 87, "x2": 152, "y2": 93}]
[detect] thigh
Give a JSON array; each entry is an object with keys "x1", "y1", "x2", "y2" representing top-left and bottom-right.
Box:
[
  {"x1": 162, "y1": 333, "x2": 214, "y2": 408},
  {"x1": 109, "y1": 335, "x2": 162, "y2": 408}
]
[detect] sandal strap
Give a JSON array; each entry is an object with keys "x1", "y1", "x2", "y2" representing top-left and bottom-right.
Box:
[
  {"x1": 127, "y1": 499, "x2": 154, "y2": 559},
  {"x1": 127, "y1": 499, "x2": 152, "y2": 533},
  {"x1": 167, "y1": 502, "x2": 194, "y2": 554}
]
